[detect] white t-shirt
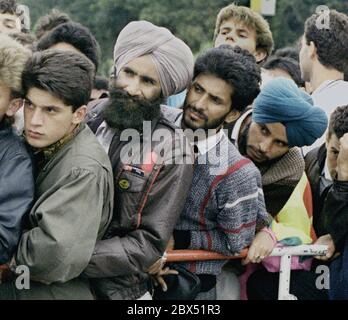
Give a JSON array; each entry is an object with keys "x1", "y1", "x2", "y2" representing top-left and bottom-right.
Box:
[{"x1": 303, "y1": 80, "x2": 348, "y2": 154}]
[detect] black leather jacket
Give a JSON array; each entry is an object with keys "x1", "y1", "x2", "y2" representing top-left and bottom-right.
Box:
[{"x1": 0, "y1": 124, "x2": 34, "y2": 264}]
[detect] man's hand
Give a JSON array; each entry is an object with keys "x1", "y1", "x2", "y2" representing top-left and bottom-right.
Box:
[
  {"x1": 148, "y1": 255, "x2": 167, "y2": 275},
  {"x1": 337, "y1": 133, "x2": 348, "y2": 181},
  {"x1": 242, "y1": 230, "x2": 276, "y2": 265},
  {"x1": 152, "y1": 267, "x2": 178, "y2": 292},
  {"x1": 314, "y1": 234, "x2": 337, "y2": 261},
  {"x1": 147, "y1": 255, "x2": 178, "y2": 292}
]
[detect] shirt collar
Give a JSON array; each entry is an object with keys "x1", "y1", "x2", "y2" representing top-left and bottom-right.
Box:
[
  {"x1": 312, "y1": 79, "x2": 343, "y2": 96},
  {"x1": 324, "y1": 158, "x2": 333, "y2": 182},
  {"x1": 231, "y1": 109, "x2": 253, "y2": 145}
]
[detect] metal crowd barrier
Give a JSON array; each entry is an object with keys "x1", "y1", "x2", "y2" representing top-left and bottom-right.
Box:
[{"x1": 167, "y1": 245, "x2": 328, "y2": 300}]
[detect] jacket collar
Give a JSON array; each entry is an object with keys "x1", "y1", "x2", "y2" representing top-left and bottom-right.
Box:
[{"x1": 317, "y1": 144, "x2": 327, "y2": 173}]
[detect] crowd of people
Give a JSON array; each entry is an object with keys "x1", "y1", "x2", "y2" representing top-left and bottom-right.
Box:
[{"x1": 0, "y1": 0, "x2": 348, "y2": 300}]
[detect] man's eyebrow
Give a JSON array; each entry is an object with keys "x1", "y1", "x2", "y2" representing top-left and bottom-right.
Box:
[
  {"x1": 261, "y1": 123, "x2": 271, "y2": 133},
  {"x1": 193, "y1": 81, "x2": 206, "y2": 92},
  {"x1": 44, "y1": 105, "x2": 64, "y2": 110},
  {"x1": 25, "y1": 97, "x2": 33, "y2": 105},
  {"x1": 209, "y1": 93, "x2": 223, "y2": 103},
  {"x1": 264, "y1": 124, "x2": 288, "y2": 145},
  {"x1": 237, "y1": 28, "x2": 249, "y2": 34},
  {"x1": 141, "y1": 75, "x2": 157, "y2": 84},
  {"x1": 4, "y1": 18, "x2": 16, "y2": 24},
  {"x1": 123, "y1": 66, "x2": 136, "y2": 74},
  {"x1": 276, "y1": 139, "x2": 289, "y2": 146}
]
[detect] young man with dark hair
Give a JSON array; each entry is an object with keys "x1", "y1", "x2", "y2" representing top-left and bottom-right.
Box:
[
  {"x1": 0, "y1": 50, "x2": 114, "y2": 300},
  {"x1": 36, "y1": 21, "x2": 101, "y2": 73},
  {"x1": 34, "y1": 9, "x2": 71, "y2": 40},
  {"x1": 0, "y1": 34, "x2": 33, "y2": 267},
  {"x1": 158, "y1": 45, "x2": 269, "y2": 300},
  {"x1": 0, "y1": 0, "x2": 21, "y2": 34},
  {"x1": 300, "y1": 9, "x2": 348, "y2": 151},
  {"x1": 274, "y1": 46, "x2": 300, "y2": 62},
  {"x1": 214, "y1": 3, "x2": 274, "y2": 64},
  {"x1": 262, "y1": 56, "x2": 304, "y2": 88},
  {"x1": 306, "y1": 105, "x2": 348, "y2": 299}
]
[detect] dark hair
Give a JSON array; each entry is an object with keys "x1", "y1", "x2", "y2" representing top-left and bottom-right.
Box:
[
  {"x1": 263, "y1": 56, "x2": 304, "y2": 87},
  {"x1": 35, "y1": 9, "x2": 72, "y2": 39},
  {"x1": 22, "y1": 50, "x2": 94, "y2": 111},
  {"x1": 328, "y1": 105, "x2": 348, "y2": 140},
  {"x1": 36, "y1": 22, "x2": 101, "y2": 72},
  {"x1": 94, "y1": 76, "x2": 109, "y2": 90},
  {"x1": 0, "y1": 0, "x2": 18, "y2": 15},
  {"x1": 305, "y1": 10, "x2": 348, "y2": 72},
  {"x1": 274, "y1": 47, "x2": 299, "y2": 62},
  {"x1": 194, "y1": 45, "x2": 261, "y2": 112}
]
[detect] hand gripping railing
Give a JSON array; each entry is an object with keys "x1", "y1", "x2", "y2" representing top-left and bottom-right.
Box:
[{"x1": 166, "y1": 245, "x2": 328, "y2": 300}]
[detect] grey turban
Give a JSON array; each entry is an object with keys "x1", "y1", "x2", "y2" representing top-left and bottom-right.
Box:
[{"x1": 113, "y1": 21, "x2": 194, "y2": 98}]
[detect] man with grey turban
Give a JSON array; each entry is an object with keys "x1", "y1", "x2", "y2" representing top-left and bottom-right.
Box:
[{"x1": 84, "y1": 21, "x2": 194, "y2": 300}]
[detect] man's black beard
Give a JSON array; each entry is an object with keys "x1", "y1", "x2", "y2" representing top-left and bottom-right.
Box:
[{"x1": 102, "y1": 88, "x2": 162, "y2": 132}]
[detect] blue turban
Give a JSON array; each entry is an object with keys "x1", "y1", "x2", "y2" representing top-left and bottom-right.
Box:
[{"x1": 253, "y1": 78, "x2": 328, "y2": 148}]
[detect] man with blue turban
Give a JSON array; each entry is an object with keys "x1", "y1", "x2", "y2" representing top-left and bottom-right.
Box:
[
  {"x1": 226, "y1": 77, "x2": 326, "y2": 261},
  {"x1": 230, "y1": 78, "x2": 327, "y2": 218}
]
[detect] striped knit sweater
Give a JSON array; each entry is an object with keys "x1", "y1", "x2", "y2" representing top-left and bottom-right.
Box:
[{"x1": 175, "y1": 133, "x2": 269, "y2": 275}]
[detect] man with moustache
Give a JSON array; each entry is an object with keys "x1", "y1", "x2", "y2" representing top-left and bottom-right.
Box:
[
  {"x1": 231, "y1": 78, "x2": 327, "y2": 220},
  {"x1": 84, "y1": 21, "x2": 194, "y2": 300},
  {"x1": 160, "y1": 46, "x2": 270, "y2": 300}
]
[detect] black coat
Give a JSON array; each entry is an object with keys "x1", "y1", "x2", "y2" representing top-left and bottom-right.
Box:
[
  {"x1": 0, "y1": 125, "x2": 34, "y2": 263},
  {"x1": 305, "y1": 145, "x2": 348, "y2": 251}
]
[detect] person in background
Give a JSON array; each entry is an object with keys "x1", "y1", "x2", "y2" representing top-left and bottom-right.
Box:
[
  {"x1": 261, "y1": 56, "x2": 304, "y2": 88},
  {"x1": 34, "y1": 8, "x2": 71, "y2": 40},
  {"x1": 36, "y1": 21, "x2": 101, "y2": 74},
  {"x1": 300, "y1": 9, "x2": 348, "y2": 152}
]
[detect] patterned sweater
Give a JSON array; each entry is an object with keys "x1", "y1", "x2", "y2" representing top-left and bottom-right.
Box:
[{"x1": 174, "y1": 133, "x2": 269, "y2": 275}]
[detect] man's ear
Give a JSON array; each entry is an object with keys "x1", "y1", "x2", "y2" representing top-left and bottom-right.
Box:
[
  {"x1": 72, "y1": 105, "x2": 87, "y2": 125},
  {"x1": 254, "y1": 48, "x2": 268, "y2": 64},
  {"x1": 308, "y1": 41, "x2": 317, "y2": 59},
  {"x1": 225, "y1": 109, "x2": 241, "y2": 124},
  {"x1": 326, "y1": 132, "x2": 331, "y2": 148},
  {"x1": 6, "y1": 98, "x2": 23, "y2": 117}
]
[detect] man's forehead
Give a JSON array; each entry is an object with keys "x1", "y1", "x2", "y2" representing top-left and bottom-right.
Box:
[
  {"x1": 328, "y1": 133, "x2": 341, "y2": 148},
  {"x1": 220, "y1": 17, "x2": 254, "y2": 32},
  {"x1": 193, "y1": 73, "x2": 233, "y2": 97},
  {"x1": 123, "y1": 55, "x2": 160, "y2": 81}
]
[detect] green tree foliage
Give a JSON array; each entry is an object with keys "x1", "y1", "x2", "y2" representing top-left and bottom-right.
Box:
[{"x1": 21, "y1": 0, "x2": 348, "y2": 75}]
